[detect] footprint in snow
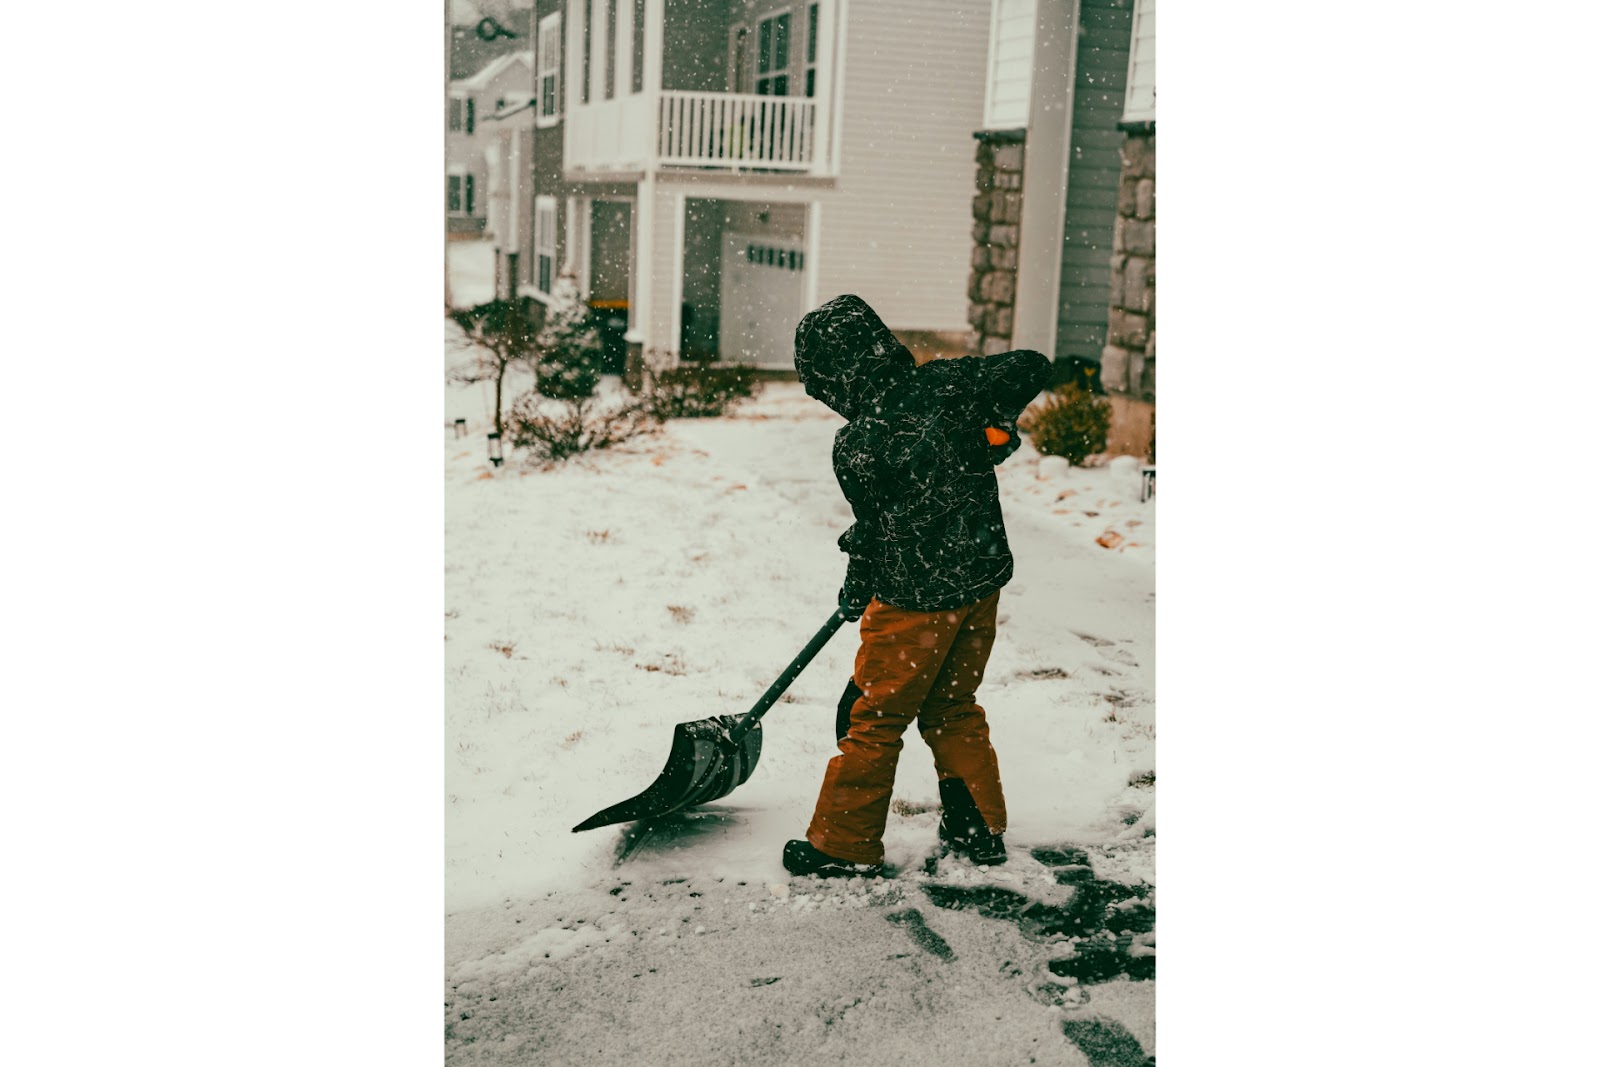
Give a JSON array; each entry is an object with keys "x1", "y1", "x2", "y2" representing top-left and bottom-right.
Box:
[{"x1": 920, "y1": 845, "x2": 1154, "y2": 983}]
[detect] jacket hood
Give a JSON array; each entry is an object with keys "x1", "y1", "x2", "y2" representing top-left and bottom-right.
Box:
[{"x1": 793, "y1": 294, "x2": 916, "y2": 420}]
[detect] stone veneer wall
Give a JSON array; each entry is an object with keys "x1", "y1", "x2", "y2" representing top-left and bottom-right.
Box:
[
  {"x1": 1100, "y1": 130, "x2": 1155, "y2": 401},
  {"x1": 967, "y1": 130, "x2": 1027, "y2": 356}
]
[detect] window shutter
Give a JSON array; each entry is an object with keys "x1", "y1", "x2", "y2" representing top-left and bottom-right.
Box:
[
  {"x1": 605, "y1": 0, "x2": 616, "y2": 100},
  {"x1": 465, "y1": 174, "x2": 475, "y2": 216},
  {"x1": 583, "y1": 0, "x2": 593, "y2": 104},
  {"x1": 466, "y1": 97, "x2": 475, "y2": 134},
  {"x1": 632, "y1": 0, "x2": 645, "y2": 94}
]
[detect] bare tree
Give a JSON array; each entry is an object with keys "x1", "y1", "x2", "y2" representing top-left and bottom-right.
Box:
[{"x1": 449, "y1": 298, "x2": 546, "y2": 436}]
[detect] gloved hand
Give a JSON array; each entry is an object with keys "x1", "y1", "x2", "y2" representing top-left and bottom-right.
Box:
[
  {"x1": 985, "y1": 421, "x2": 1023, "y2": 465},
  {"x1": 839, "y1": 555, "x2": 875, "y2": 621}
]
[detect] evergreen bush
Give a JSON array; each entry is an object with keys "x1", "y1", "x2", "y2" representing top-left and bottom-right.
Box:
[
  {"x1": 535, "y1": 270, "x2": 606, "y2": 400},
  {"x1": 1020, "y1": 382, "x2": 1113, "y2": 466}
]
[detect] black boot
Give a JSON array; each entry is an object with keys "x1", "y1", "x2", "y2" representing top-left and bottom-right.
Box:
[
  {"x1": 937, "y1": 778, "x2": 1008, "y2": 866},
  {"x1": 782, "y1": 839, "x2": 884, "y2": 879}
]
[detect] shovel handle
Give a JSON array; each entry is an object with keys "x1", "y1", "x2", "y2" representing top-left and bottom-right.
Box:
[{"x1": 728, "y1": 608, "x2": 852, "y2": 745}]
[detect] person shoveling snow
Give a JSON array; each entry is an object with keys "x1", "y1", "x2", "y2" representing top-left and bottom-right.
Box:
[{"x1": 782, "y1": 294, "x2": 1051, "y2": 879}]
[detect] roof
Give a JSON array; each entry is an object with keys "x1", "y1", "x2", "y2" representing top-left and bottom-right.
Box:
[
  {"x1": 449, "y1": 8, "x2": 534, "y2": 80},
  {"x1": 454, "y1": 50, "x2": 534, "y2": 91}
]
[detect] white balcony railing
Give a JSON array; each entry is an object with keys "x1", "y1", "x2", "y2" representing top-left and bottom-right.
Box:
[{"x1": 655, "y1": 91, "x2": 818, "y2": 171}]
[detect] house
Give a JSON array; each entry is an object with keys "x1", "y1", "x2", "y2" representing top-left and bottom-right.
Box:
[
  {"x1": 447, "y1": 49, "x2": 536, "y2": 265},
  {"x1": 514, "y1": 0, "x2": 995, "y2": 379},
  {"x1": 966, "y1": 0, "x2": 1155, "y2": 458},
  {"x1": 450, "y1": 6, "x2": 535, "y2": 81},
  {"x1": 482, "y1": 87, "x2": 539, "y2": 300}
]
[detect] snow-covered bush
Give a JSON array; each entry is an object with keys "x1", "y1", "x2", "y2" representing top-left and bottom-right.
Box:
[
  {"x1": 1020, "y1": 382, "x2": 1113, "y2": 466},
  {"x1": 535, "y1": 270, "x2": 605, "y2": 400},
  {"x1": 644, "y1": 364, "x2": 761, "y2": 420},
  {"x1": 504, "y1": 391, "x2": 654, "y2": 463}
]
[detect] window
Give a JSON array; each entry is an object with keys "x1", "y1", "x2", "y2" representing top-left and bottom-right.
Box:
[
  {"x1": 756, "y1": 11, "x2": 790, "y2": 96},
  {"x1": 582, "y1": 0, "x2": 593, "y2": 104},
  {"x1": 465, "y1": 96, "x2": 476, "y2": 134},
  {"x1": 449, "y1": 96, "x2": 463, "y2": 130},
  {"x1": 447, "y1": 173, "x2": 476, "y2": 217},
  {"x1": 538, "y1": 13, "x2": 562, "y2": 124},
  {"x1": 604, "y1": 0, "x2": 617, "y2": 100},
  {"x1": 983, "y1": 0, "x2": 1036, "y2": 129},
  {"x1": 805, "y1": 3, "x2": 818, "y2": 97},
  {"x1": 745, "y1": 243, "x2": 803, "y2": 271},
  {"x1": 631, "y1": 0, "x2": 645, "y2": 94},
  {"x1": 534, "y1": 197, "x2": 558, "y2": 294},
  {"x1": 1122, "y1": 0, "x2": 1155, "y2": 124}
]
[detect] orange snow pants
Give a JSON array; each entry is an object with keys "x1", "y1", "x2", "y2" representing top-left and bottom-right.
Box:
[{"x1": 805, "y1": 591, "x2": 1007, "y2": 865}]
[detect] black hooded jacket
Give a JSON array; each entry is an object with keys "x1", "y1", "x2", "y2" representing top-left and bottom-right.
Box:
[{"x1": 794, "y1": 294, "x2": 1052, "y2": 612}]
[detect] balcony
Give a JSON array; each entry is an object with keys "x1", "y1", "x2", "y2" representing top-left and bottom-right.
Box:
[
  {"x1": 564, "y1": 0, "x2": 838, "y2": 178},
  {"x1": 569, "y1": 89, "x2": 825, "y2": 176},
  {"x1": 656, "y1": 91, "x2": 817, "y2": 171}
]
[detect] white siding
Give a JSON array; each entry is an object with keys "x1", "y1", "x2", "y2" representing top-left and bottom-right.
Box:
[
  {"x1": 814, "y1": 0, "x2": 989, "y2": 333},
  {"x1": 1123, "y1": 0, "x2": 1155, "y2": 123},
  {"x1": 984, "y1": 0, "x2": 1037, "y2": 130}
]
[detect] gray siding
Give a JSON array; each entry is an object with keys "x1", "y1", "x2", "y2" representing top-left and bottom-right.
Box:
[
  {"x1": 532, "y1": 0, "x2": 570, "y2": 279},
  {"x1": 1055, "y1": 0, "x2": 1132, "y2": 365},
  {"x1": 662, "y1": 0, "x2": 731, "y2": 92},
  {"x1": 814, "y1": 0, "x2": 989, "y2": 333}
]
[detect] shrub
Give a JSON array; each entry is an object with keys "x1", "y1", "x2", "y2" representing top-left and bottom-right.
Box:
[
  {"x1": 448, "y1": 297, "x2": 545, "y2": 435},
  {"x1": 644, "y1": 364, "x2": 760, "y2": 420},
  {"x1": 535, "y1": 270, "x2": 606, "y2": 400},
  {"x1": 1020, "y1": 382, "x2": 1113, "y2": 466},
  {"x1": 504, "y1": 391, "x2": 655, "y2": 463}
]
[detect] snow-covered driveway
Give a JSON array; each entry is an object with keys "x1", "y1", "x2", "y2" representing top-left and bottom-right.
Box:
[{"x1": 445, "y1": 381, "x2": 1156, "y2": 1064}]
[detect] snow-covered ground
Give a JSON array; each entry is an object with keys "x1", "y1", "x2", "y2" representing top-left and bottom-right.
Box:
[{"x1": 445, "y1": 363, "x2": 1156, "y2": 1064}]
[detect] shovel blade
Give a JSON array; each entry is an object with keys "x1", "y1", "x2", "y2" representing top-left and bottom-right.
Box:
[{"x1": 571, "y1": 714, "x2": 763, "y2": 833}]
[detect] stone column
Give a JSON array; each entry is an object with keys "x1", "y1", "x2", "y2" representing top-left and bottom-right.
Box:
[
  {"x1": 967, "y1": 130, "x2": 1027, "y2": 357},
  {"x1": 1100, "y1": 130, "x2": 1155, "y2": 402}
]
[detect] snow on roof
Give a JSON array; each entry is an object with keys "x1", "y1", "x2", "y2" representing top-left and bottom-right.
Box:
[{"x1": 455, "y1": 50, "x2": 534, "y2": 91}]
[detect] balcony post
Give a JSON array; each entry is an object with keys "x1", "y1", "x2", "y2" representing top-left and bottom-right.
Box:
[
  {"x1": 643, "y1": 0, "x2": 665, "y2": 173},
  {"x1": 813, "y1": 0, "x2": 841, "y2": 175},
  {"x1": 632, "y1": 174, "x2": 655, "y2": 368}
]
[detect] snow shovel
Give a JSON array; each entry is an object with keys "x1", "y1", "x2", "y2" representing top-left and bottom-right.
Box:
[{"x1": 572, "y1": 607, "x2": 853, "y2": 833}]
